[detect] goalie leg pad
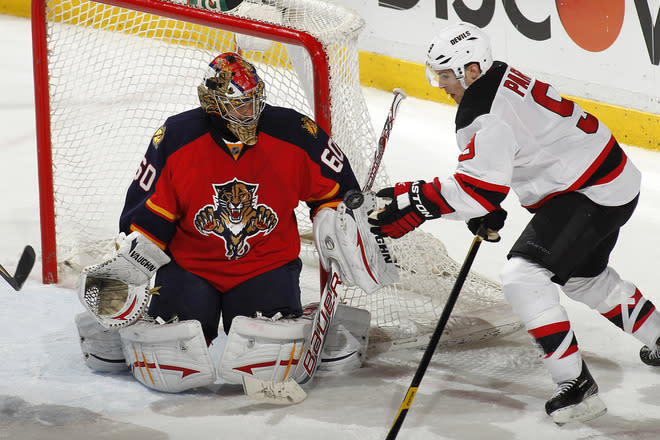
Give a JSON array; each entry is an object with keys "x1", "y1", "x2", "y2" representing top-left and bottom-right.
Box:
[
  {"x1": 119, "y1": 319, "x2": 216, "y2": 393},
  {"x1": 219, "y1": 315, "x2": 311, "y2": 384},
  {"x1": 314, "y1": 193, "x2": 398, "y2": 294},
  {"x1": 75, "y1": 311, "x2": 127, "y2": 372},
  {"x1": 318, "y1": 304, "x2": 370, "y2": 375}
]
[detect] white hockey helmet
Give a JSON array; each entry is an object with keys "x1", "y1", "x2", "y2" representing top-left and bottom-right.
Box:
[{"x1": 425, "y1": 22, "x2": 493, "y2": 88}]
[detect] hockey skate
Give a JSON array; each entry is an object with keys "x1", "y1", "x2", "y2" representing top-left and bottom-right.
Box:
[
  {"x1": 545, "y1": 362, "x2": 607, "y2": 426},
  {"x1": 639, "y1": 341, "x2": 660, "y2": 366}
]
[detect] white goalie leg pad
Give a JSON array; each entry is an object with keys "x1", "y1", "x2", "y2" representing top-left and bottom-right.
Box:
[
  {"x1": 318, "y1": 304, "x2": 370, "y2": 375},
  {"x1": 314, "y1": 192, "x2": 399, "y2": 294},
  {"x1": 219, "y1": 314, "x2": 311, "y2": 384},
  {"x1": 78, "y1": 231, "x2": 171, "y2": 329},
  {"x1": 119, "y1": 319, "x2": 215, "y2": 393},
  {"x1": 75, "y1": 311, "x2": 127, "y2": 372}
]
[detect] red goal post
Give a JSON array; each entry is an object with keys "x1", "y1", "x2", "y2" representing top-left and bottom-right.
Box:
[{"x1": 32, "y1": 0, "x2": 337, "y2": 283}]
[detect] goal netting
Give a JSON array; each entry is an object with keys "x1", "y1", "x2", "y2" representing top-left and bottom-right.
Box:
[{"x1": 32, "y1": 0, "x2": 520, "y2": 350}]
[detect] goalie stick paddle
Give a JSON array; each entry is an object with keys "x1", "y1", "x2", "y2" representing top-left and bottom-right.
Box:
[
  {"x1": 385, "y1": 234, "x2": 483, "y2": 440},
  {"x1": 0, "y1": 245, "x2": 36, "y2": 291},
  {"x1": 242, "y1": 375, "x2": 308, "y2": 405}
]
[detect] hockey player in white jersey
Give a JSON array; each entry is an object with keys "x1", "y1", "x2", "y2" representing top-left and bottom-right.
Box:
[{"x1": 369, "y1": 22, "x2": 660, "y2": 425}]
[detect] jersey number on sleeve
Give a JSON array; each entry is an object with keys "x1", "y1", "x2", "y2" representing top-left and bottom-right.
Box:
[
  {"x1": 531, "y1": 81, "x2": 599, "y2": 134},
  {"x1": 321, "y1": 138, "x2": 345, "y2": 173},
  {"x1": 134, "y1": 156, "x2": 157, "y2": 192}
]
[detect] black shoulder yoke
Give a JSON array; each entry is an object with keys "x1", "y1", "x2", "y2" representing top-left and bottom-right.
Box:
[{"x1": 455, "y1": 61, "x2": 508, "y2": 132}]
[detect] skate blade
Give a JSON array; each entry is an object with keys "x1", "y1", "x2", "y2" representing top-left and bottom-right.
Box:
[{"x1": 551, "y1": 394, "x2": 607, "y2": 426}]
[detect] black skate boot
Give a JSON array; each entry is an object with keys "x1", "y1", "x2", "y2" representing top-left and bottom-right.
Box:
[
  {"x1": 545, "y1": 361, "x2": 607, "y2": 425},
  {"x1": 639, "y1": 341, "x2": 660, "y2": 366}
]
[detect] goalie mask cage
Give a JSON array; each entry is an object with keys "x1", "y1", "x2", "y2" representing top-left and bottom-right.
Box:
[{"x1": 32, "y1": 0, "x2": 512, "y2": 348}]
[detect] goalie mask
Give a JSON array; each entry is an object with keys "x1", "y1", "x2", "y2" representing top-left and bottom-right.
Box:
[
  {"x1": 198, "y1": 52, "x2": 266, "y2": 145},
  {"x1": 425, "y1": 22, "x2": 493, "y2": 89}
]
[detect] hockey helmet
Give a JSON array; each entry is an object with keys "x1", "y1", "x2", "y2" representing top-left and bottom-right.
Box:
[
  {"x1": 425, "y1": 23, "x2": 493, "y2": 88},
  {"x1": 198, "y1": 52, "x2": 266, "y2": 144}
]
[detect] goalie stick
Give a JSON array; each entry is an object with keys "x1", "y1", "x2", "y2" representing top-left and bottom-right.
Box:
[
  {"x1": 0, "y1": 245, "x2": 36, "y2": 291},
  {"x1": 363, "y1": 88, "x2": 407, "y2": 192},
  {"x1": 385, "y1": 233, "x2": 484, "y2": 439},
  {"x1": 244, "y1": 89, "x2": 407, "y2": 405}
]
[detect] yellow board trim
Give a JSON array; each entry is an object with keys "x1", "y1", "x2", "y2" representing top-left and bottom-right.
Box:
[
  {"x1": 566, "y1": 96, "x2": 660, "y2": 151},
  {"x1": 359, "y1": 51, "x2": 660, "y2": 151},
  {"x1": 2, "y1": 0, "x2": 30, "y2": 17},
  {"x1": 3, "y1": 3, "x2": 657, "y2": 151}
]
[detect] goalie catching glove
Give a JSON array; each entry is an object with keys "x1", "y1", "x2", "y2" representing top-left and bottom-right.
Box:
[
  {"x1": 369, "y1": 180, "x2": 451, "y2": 238},
  {"x1": 78, "y1": 231, "x2": 171, "y2": 329},
  {"x1": 313, "y1": 191, "x2": 398, "y2": 294}
]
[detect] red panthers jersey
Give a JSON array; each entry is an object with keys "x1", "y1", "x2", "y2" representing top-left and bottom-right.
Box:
[{"x1": 120, "y1": 105, "x2": 360, "y2": 291}]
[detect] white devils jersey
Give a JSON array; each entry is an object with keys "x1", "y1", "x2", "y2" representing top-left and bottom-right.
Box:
[{"x1": 438, "y1": 62, "x2": 641, "y2": 220}]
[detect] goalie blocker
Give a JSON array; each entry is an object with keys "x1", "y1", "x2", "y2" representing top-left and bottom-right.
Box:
[{"x1": 314, "y1": 191, "x2": 398, "y2": 294}]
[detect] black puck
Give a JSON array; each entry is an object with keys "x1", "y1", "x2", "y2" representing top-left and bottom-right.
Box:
[{"x1": 343, "y1": 189, "x2": 364, "y2": 209}]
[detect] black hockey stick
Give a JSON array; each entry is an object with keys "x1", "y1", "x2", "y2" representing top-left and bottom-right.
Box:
[
  {"x1": 385, "y1": 233, "x2": 484, "y2": 440},
  {"x1": 0, "y1": 245, "x2": 36, "y2": 291}
]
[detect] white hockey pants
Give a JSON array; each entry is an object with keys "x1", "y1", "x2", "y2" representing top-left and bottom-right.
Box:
[{"x1": 502, "y1": 257, "x2": 660, "y2": 383}]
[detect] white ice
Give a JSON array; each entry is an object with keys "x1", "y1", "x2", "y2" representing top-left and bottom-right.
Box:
[{"x1": 1, "y1": 14, "x2": 660, "y2": 440}]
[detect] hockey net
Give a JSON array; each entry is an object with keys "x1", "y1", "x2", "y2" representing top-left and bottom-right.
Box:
[{"x1": 32, "y1": 0, "x2": 519, "y2": 350}]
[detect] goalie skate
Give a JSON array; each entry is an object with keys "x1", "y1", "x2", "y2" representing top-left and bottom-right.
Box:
[{"x1": 545, "y1": 361, "x2": 607, "y2": 425}]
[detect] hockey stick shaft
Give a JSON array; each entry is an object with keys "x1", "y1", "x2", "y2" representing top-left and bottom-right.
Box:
[
  {"x1": 318, "y1": 88, "x2": 406, "y2": 365},
  {"x1": 363, "y1": 88, "x2": 407, "y2": 192},
  {"x1": 0, "y1": 245, "x2": 36, "y2": 291},
  {"x1": 298, "y1": 260, "x2": 342, "y2": 384},
  {"x1": 302, "y1": 88, "x2": 407, "y2": 377},
  {"x1": 385, "y1": 235, "x2": 483, "y2": 440}
]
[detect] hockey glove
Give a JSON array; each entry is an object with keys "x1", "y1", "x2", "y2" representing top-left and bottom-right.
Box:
[
  {"x1": 369, "y1": 180, "x2": 445, "y2": 238},
  {"x1": 467, "y1": 208, "x2": 507, "y2": 242}
]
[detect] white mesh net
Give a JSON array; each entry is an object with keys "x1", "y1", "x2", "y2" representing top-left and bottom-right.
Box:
[{"x1": 36, "y1": 0, "x2": 518, "y2": 349}]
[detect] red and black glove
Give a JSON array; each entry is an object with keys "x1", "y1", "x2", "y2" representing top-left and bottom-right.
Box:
[
  {"x1": 466, "y1": 208, "x2": 507, "y2": 242},
  {"x1": 368, "y1": 180, "x2": 446, "y2": 238}
]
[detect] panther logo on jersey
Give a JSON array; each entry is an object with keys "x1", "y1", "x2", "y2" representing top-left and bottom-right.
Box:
[{"x1": 194, "y1": 178, "x2": 278, "y2": 259}]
